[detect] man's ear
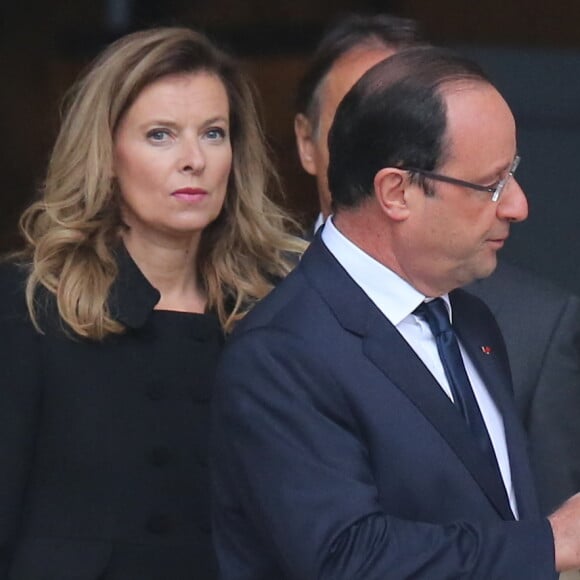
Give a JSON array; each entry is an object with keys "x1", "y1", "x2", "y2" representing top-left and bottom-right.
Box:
[
  {"x1": 294, "y1": 113, "x2": 317, "y2": 176},
  {"x1": 374, "y1": 168, "x2": 411, "y2": 222}
]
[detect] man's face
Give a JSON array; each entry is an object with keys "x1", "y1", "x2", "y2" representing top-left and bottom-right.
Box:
[
  {"x1": 399, "y1": 82, "x2": 528, "y2": 294},
  {"x1": 295, "y1": 46, "x2": 395, "y2": 218}
]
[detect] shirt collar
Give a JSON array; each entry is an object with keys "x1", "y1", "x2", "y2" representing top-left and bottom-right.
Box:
[
  {"x1": 321, "y1": 217, "x2": 451, "y2": 325},
  {"x1": 313, "y1": 212, "x2": 325, "y2": 234}
]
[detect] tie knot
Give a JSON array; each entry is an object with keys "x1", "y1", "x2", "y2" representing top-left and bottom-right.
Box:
[{"x1": 414, "y1": 297, "x2": 452, "y2": 337}]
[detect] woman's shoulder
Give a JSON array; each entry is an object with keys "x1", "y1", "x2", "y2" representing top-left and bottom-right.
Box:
[
  {"x1": 0, "y1": 259, "x2": 30, "y2": 302},
  {"x1": 0, "y1": 259, "x2": 40, "y2": 331},
  {"x1": 0, "y1": 259, "x2": 61, "y2": 331}
]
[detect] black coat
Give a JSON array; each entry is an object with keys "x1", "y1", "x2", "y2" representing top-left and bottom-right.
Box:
[{"x1": 0, "y1": 248, "x2": 222, "y2": 579}]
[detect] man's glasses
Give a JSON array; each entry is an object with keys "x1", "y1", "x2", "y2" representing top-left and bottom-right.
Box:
[{"x1": 401, "y1": 155, "x2": 521, "y2": 202}]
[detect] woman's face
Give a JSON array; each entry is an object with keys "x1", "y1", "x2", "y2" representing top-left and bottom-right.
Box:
[{"x1": 113, "y1": 71, "x2": 232, "y2": 247}]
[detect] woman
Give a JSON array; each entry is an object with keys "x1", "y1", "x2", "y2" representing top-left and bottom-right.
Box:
[{"x1": 0, "y1": 27, "x2": 303, "y2": 579}]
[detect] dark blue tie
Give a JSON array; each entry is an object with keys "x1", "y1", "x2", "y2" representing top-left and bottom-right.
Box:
[{"x1": 414, "y1": 298, "x2": 501, "y2": 473}]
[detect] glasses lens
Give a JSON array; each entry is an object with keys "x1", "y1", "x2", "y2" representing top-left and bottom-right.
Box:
[{"x1": 491, "y1": 155, "x2": 520, "y2": 202}]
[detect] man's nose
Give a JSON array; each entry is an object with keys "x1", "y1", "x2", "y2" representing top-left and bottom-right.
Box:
[{"x1": 498, "y1": 178, "x2": 528, "y2": 223}]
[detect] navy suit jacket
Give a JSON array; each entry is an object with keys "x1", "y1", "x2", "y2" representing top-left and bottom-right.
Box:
[
  {"x1": 212, "y1": 237, "x2": 556, "y2": 579},
  {"x1": 467, "y1": 261, "x2": 580, "y2": 514}
]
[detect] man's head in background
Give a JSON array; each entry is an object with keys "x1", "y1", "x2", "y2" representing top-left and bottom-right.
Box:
[{"x1": 294, "y1": 13, "x2": 421, "y2": 220}]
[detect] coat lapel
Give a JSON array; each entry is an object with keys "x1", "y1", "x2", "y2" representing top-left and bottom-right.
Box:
[
  {"x1": 301, "y1": 238, "x2": 515, "y2": 520},
  {"x1": 451, "y1": 289, "x2": 513, "y2": 403},
  {"x1": 363, "y1": 316, "x2": 515, "y2": 520},
  {"x1": 451, "y1": 289, "x2": 541, "y2": 519}
]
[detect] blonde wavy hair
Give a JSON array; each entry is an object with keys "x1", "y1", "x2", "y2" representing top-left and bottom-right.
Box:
[{"x1": 18, "y1": 27, "x2": 305, "y2": 339}]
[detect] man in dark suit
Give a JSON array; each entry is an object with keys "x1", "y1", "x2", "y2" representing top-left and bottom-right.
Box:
[
  {"x1": 212, "y1": 46, "x2": 580, "y2": 578},
  {"x1": 294, "y1": 12, "x2": 580, "y2": 516}
]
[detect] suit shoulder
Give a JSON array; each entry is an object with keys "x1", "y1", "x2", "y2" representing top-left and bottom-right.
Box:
[
  {"x1": 500, "y1": 262, "x2": 571, "y2": 296},
  {"x1": 233, "y1": 266, "x2": 317, "y2": 337},
  {"x1": 467, "y1": 261, "x2": 577, "y2": 312}
]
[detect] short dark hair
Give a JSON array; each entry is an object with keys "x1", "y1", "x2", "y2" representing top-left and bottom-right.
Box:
[
  {"x1": 295, "y1": 13, "x2": 421, "y2": 131},
  {"x1": 328, "y1": 46, "x2": 492, "y2": 210}
]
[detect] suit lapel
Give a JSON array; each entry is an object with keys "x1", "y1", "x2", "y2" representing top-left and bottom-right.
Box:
[
  {"x1": 300, "y1": 239, "x2": 515, "y2": 520},
  {"x1": 451, "y1": 290, "x2": 541, "y2": 519},
  {"x1": 363, "y1": 316, "x2": 515, "y2": 520},
  {"x1": 451, "y1": 289, "x2": 513, "y2": 403}
]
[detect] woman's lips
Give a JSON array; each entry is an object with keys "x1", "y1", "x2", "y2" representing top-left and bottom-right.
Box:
[{"x1": 171, "y1": 187, "x2": 208, "y2": 201}]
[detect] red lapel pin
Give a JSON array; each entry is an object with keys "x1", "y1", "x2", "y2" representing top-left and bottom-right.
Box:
[{"x1": 480, "y1": 346, "x2": 492, "y2": 355}]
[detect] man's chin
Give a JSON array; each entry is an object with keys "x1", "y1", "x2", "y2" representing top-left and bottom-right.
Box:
[
  {"x1": 456, "y1": 255, "x2": 498, "y2": 288},
  {"x1": 472, "y1": 254, "x2": 499, "y2": 282}
]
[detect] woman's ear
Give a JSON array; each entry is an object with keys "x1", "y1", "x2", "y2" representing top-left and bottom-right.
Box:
[{"x1": 373, "y1": 168, "x2": 411, "y2": 222}]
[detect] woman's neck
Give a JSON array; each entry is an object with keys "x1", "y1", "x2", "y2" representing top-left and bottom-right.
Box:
[{"x1": 121, "y1": 231, "x2": 206, "y2": 314}]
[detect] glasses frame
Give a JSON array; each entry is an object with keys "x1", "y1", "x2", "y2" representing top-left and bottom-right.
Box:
[{"x1": 402, "y1": 154, "x2": 521, "y2": 202}]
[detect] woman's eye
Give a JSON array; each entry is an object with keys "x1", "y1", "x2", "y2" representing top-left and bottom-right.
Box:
[
  {"x1": 205, "y1": 127, "x2": 227, "y2": 141},
  {"x1": 147, "y1": 129, "x2": 171, "y2": 142}
]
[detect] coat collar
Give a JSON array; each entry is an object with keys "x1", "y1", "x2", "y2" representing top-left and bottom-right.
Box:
[
  {"x1": 300, "y1": 235, "x2": 520, "y2": 520},
  {"x1": 108, "y1": 244, "x2": 161, "y2": 329}
]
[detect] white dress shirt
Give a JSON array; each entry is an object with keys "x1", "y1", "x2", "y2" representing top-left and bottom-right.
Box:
[{"x1": 321, "y1": 217, "x2": 519, "y2": 518}]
